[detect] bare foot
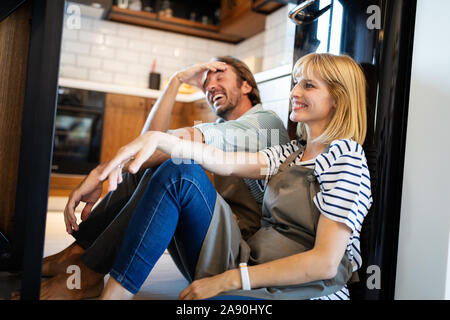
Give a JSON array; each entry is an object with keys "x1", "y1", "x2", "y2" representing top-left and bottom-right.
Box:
[
  {"x1": 100, "y1": 276, "x2": 134, "y2": 300},
  {"x1": 11, "y1": 258, "x2": 105, "y2": 300},
  {"x1": 40, "y1": 260, "x2": 105, "y2": 300},
  {"x1": 42, "y1": 242, "x2": 85, "y2": 277}
]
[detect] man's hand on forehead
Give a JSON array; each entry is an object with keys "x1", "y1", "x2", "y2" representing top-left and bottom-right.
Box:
[
  {"x1": 176, "y1": 60, "x2": 227, "y2": 91},
  {"x1": 201, "y1": 61, "x2": 228, "y2": 91}
]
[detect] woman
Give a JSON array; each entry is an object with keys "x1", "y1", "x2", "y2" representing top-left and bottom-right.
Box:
[{"x1": 98, "y1": 53, "x2": 372, "y2": 300}]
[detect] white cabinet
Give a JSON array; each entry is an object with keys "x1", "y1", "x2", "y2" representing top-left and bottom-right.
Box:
[{"x1": 256, "y1": 67, "x2": 292, "y2": 128}]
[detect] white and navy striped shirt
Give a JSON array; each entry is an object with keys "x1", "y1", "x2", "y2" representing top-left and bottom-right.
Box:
[
  {"x1": 258, "y1": 139, "x2": 373, "y2": 300},
  {"x1": 194, "y1": 104, "x2": 290, "y2": 204}
]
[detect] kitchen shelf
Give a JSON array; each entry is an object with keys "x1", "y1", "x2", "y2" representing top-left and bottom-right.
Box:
[{"x1": 108, "y1": 5, "x2": 243, "y2": 43}]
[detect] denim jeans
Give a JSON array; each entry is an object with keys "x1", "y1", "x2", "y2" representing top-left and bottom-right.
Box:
[{"x1": 109, "y1": 159, "x2": 217, "y2": 294}]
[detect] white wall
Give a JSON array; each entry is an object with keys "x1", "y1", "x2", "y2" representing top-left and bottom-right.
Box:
[
  {"x1": 395, "y1": 0, "x2": 450, "y2": 299},
  {"x1": 59, "y1": 4, "x2": 296, "y2": 88}
]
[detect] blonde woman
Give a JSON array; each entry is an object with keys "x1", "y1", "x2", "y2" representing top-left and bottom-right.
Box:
[{"x1": 98, "y1": 53, "x2": 372, "y2": 300}]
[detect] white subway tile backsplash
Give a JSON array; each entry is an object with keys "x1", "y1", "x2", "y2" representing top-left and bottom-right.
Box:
[
  {"x1": 89, "y1": 70, "x2": 113, "y2": 83},
  {"x1": 91, "y1": 19, "x2": 118, "y2": 35},
  {"x1": 60, "y1": 53, "x2": 76, "y2": 65},
  {"x1": 128, "y1": 39, "x2": 152, "y2": 53},
  {"x1": 141, "y1": 28, "x2": 164, "y2": 42},
  {"x1": 127, "y1": 62, "x2": 151, "y2": 76},
  {"x1": 62, "y1": 28, "x2": 78, "y2": 41},
  {"x1": 115, "y1": 49, "x2": 140, "y2": 62},
  {"x1": 76, "y1": 17, "x2": 92, "y2": 31},
  {"x1": 63, "y1": 40, "x2": 90, "y2": 55},
  {"x1": 60, "y1": 65, "x2": 88, "y2": 80},
  {"x1": 151, "y1": 44, "x2": 175, "y2": 57},
  {"x1": 186, "y1": 38, "x2": 208, "y2": 50},
  {"x1": 163, "y1": 33, "x2": 187, "y2": 47},
  {"x1": 77, "y1": 55, "x2": 101, "y2": 68},
  {"x1": 118, "y1": 24, "x2": 143, "y2": 39},
  {"x1": 60, "y1": 5, "x2": 294, "y2": 88},
  {"x1": 102, "y1": 58, "x2": 127, "y2": 73},
  {"x1": 91, "y1": 45, "x2": 115, "y2": 59},
  {"x1": 105, "y1": 35, "x2": 128, "y2": 48},
  {"x1": 113, "y1": 73, "x2": 138, "y2": 86},
  {"x1": 79, "y1": 30, "x2": 104, "y2": 45}
]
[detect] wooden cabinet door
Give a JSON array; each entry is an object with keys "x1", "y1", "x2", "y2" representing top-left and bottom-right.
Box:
[
  {"x1": 170, "y1": 100, "x2": 218, "y2": 130},
  {"x1": 100, "y1": 93, "x2": 149, "y2": 163}
]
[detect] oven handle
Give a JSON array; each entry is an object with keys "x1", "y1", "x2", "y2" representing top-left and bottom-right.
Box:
[{"x1": 288, "y1": 0, "x2": 332, "y2": 25}]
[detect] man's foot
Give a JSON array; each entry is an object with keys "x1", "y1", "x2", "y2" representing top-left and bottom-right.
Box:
[
  {"x1": 11, "y1": 259, "x2": 105, "y2": 300},
  {"x1": 41, "y1": 259, "x2": 105, "y2": 300},
  {"x1": 39, "y1": 273, "x2": 104, "y2": 300},
  {"x1": 41, "y1": 242, "x2": 85, "y2": 277}
]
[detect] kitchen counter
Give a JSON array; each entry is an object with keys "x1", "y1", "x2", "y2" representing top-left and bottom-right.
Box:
[
  {"x1": 58, "y1": 64, "x2": 292, "y2": 103},
  {"x1": 58, "y1": 78, "x2": 205, "y2": 103}
]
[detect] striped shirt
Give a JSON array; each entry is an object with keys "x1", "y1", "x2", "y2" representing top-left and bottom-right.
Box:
[
  {"x1": 258, "y1": 139, "x2": 373, "y2": 300},
  {"x1": 194, "y1": 104, "x2": 290, "y2": 204}
]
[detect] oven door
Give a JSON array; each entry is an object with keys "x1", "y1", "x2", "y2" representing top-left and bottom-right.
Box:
[{"x1": 51, "y1": 105, "x2": 103, "y2": 175}]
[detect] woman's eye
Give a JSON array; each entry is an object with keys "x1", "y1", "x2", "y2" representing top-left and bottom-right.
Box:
[{"x1": 305, "y1": 82, "x2": 314, "y2": 89}]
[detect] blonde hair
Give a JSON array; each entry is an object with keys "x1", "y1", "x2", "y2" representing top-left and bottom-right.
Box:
[{"x1": 293, "y1": 53, "x2": 367, "y2": 145}]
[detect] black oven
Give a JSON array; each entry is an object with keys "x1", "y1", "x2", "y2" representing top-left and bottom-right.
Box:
[{"x1": 51, "y1": 87, "x2": 105, "y2": 175}]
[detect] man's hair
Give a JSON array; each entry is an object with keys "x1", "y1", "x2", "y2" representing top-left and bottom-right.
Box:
[
  {"x1": 293, "y1": 53, "x2": 367, "y2": 145},
  {"x1": 212, "y1": 56, "x2": 262, "y2": 106}
]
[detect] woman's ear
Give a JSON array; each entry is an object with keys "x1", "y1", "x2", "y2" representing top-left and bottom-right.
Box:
[{"x1": 331, "y1": 98, "x2": 337, "y2": 109}]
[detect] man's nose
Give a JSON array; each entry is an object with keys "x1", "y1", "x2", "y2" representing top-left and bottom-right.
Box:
[{"x1": 206, "y1": 80, "x2": 216, "y2": 92}]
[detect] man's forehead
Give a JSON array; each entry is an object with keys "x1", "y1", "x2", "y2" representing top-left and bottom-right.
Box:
[
  {"x1": 204, "y1": 64, "x2": 229, "y2": 79},
  {"x1": 202, "y1": 64, "x2": 232, "y2": 88}
]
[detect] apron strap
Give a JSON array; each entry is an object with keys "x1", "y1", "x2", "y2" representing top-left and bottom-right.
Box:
[
  {"x1": 278, "y1": 142, "x2": 331, "y2": 172},
  {"x1": 279, "y1": 142, "x2": 305, "y2": 172}
]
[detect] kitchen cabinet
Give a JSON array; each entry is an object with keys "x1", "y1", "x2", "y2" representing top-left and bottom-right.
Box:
[
  {"x1": 100, "y1": 93, "x2": 152, "y2": 163},
  {"x1": 49, "y1": 92, "x2": 216, "y2": 196},
  {"x1": 108, "y1": 0, "x2": 286, "y2": 43},
  {"x1": 219, "y1": 0, "x2": 266, "y2": 39},
  {"x1": 109, "y1": 5, "x2": 242, "y2": 43}
]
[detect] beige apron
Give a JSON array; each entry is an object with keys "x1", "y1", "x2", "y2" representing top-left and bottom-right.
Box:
[{"x1": 194, "y1": 145, "x2": 353, "y2": 299}]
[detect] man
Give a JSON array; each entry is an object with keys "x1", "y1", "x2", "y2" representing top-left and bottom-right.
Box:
[{"x1": 40, "y1": 56, "x2": 289, "y2": 299}]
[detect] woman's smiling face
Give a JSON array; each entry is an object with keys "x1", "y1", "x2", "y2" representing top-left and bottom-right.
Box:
[{"x1": 289, "y1": 73, "x2": 336, "y2": 128}]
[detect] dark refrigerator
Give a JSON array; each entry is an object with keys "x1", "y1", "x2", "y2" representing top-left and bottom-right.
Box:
[{"x1": 288, "y1": 0, "x2": 417, "y2": 299}]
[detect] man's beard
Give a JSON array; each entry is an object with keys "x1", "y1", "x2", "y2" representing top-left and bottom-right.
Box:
[{"x1": 214, "y1": 95, "x2": 240, "y2": 119}]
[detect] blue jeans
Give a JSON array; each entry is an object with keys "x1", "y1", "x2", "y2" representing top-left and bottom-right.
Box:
[{"x1": 110, "y1": 159, "x2": 217, "y2": 294}]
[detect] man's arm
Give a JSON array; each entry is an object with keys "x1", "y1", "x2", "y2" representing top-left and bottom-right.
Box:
[
  {"x1": 140, "y1": 61, "x2": 227, "y2": 134},
  {"x1": 140, "y1": 75, "x2": 182, "y2": 134}
]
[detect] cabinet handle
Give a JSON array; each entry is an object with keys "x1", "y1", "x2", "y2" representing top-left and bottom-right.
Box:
[{"x1": 288, "y1": 0, "x2": 331, "y2": 25}]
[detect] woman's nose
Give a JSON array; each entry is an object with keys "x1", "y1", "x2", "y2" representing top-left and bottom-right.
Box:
[{"x1": 290, "y1": 83, "x2": 303, "y2": 99}]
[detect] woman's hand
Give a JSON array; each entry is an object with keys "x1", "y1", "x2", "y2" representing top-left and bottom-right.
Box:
[
  {"x1": 179, "y1": 269, "x2": 240, "y2": 300},
  {"x1": 99, "y1": 131, "x2": 163, "y2": 191}
]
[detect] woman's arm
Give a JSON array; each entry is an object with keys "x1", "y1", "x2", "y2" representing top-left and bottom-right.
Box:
[
  {"x1": 99, "y1": 131, "x2": 268, "y2": 190},
  {"x1": 179, "y1": 215, "x2": 351, "y2": 299},
  {"x1": 244, "y1": 215, "x2": 352, "y2": 288}
]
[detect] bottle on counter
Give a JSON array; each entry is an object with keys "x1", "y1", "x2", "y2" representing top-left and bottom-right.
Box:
[{"x1": 149, "y1": 58, "x2": 161, "y2": 90}]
